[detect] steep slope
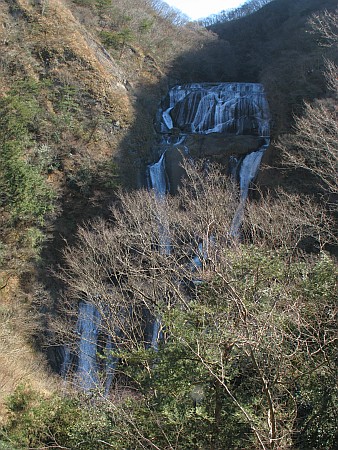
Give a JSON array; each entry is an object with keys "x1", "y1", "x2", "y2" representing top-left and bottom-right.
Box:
[
  {"x1": 198, "y1": 0, "x2": 337, "y2": 193},
  {"x1": 0, "y1": 0, "x2": 132, "y2": 416},
  {"x1": 210, "y1": 0, "x2": 337, "y2": 133},
  {"x1": 0, "y1": 0, "x2": 213, "y2": 414},
  {"x1": 0, "y1": 0, "x2": 336, "y2": 419}
]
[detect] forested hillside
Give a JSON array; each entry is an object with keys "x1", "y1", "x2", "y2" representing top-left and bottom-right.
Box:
[
  {"x1": 0, "y1": 0, "x2": 337, "y2": 449},
  {"x1": 0, "y1": 0, "x2": 212, "y2": 409}
]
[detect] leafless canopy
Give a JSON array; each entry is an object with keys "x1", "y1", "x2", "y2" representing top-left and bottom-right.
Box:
[{"x1": 55, "y1": 157, "x2": 336, "y2": 449}]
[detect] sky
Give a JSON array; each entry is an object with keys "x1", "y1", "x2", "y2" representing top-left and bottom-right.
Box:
[{"x1": 164, "y1": 0, "x2": 246, "y2": 20}]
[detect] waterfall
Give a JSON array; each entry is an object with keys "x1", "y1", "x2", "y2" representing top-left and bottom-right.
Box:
[
  {"x1": 60, "y1": 346, "x2": 71, "y2": 379},
  {"x1": 150, "y1": 318, "x2": 162, "y2": 351},
  {"x1": 157, "y1": 82, "x2": 270, "y2": 236},
  {"x1": 68, "y1": 81, "x2": 270, "y2": 390},
  {"x1": 104, "y1": 335, "x2": 118, "y2": 396},
  {"x1": 147, "y1": 153, "x2": 170, "y2": 348},
  {"x1": 148, "y1": 152, "x2": 168, "y2": 197},
  {"x1": 76, "y1": 301, "x2": 101, "y2": 390},
  {"x1": 160, "y1": 82, "x2": 270, "y2": 137},
  {"x1": 149, "y1": 81, "x2": 270, "y2": 341},
  {"x1": 231, "y1": 138, "x2": 270, "y2": 236}
]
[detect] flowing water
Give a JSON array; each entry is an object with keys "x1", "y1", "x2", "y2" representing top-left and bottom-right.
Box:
[
  {"x1": 154, "y1": 82, "x2": 270, "y2": 237},
  {"x1": 159, "y1": 82, "x2": 270, "y2": 137},
  {"x1": 76, "y1": 301, "x2": 101, "y2": 390},
  {"x1": 71, "y1": 81, "x2": 270, "y2": 388}
]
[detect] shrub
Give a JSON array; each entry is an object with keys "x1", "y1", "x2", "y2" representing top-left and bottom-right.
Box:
[
  {"x1": 0, "y1": 144, "x2": 54, "y2": 225},
  {"x1": 2, "y1": 386, "x2": 114, "y2": 450},
  {"x1": 0, "y1": 82, "x2": 55, "y2": 225}
]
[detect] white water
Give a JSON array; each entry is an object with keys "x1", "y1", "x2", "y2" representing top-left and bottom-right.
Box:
[
  {"x1": 60, "y1": 346, "x2": 71, "y2": 379},
  {"x1": 160, "y1": 83, "x2": 270, "y2": 137},
  {"x1": 76, "y1": 301, "x2": 101, "y2": 390},
  {"x1": 151, "y1": 317, "x2": 162, "y2": 351},
  {"x1": 158, "y1": 82, "x2": 270, "y2": 222},
  {"x1": 149, "y1": 153, "x2": 167, "y2": 197},
  {"x1": 147, "y1": 154, "x2": 171, "y2": 348},
  {"x1": 71, "y1": 81, "x2": 270, "y2": 389},
  {"x1": 231, "y1": 138, "x2": 270, "y2": 236},
  {"x1": 158, "y1": 82, "x2": 270, "y2": 238},
  {"x1": 104, "y1": 335, "x2": 118, "y2": 396}
]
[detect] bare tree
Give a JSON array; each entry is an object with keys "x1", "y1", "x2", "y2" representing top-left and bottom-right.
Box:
[
  {"x1": 56, "y1": 159, "x2": 335, "y2": 449},
  {"x1": 277, "y1": 96, "x2": 338, "y2": 198},
  {"x1": 309, "y1": 8, "x2": 338, "y2": 47},
  {"x1": 324, "y1": 58, "x2": 338, "y2": 94},
  {"x1": 200, "y1": 0, "x2": 273, "y2": 26},
  {"x1": 244, "y1": 189, "x2": 335, "y2": 250},
  {"x1": 278, "y1": 9, "x2": 338, "y2": 206},
  {"x1": 57, "y1": 161, "x2": 240, "y2": 352}
]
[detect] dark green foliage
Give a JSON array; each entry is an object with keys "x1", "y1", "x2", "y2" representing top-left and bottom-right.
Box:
[
  {"x1": 0, "y1": 144, "x2": 54, "y2": 224},
  {"x1": 50, "y1": 163, "x2": 336, "y2": 449},
  {"x1": 117, "y1": 330, "x2": 252, "y2": 449},
  {"x1": 2, "y1": 251, "x2": 336, "y2": 449},
  {"x1": 292, "y1": 255, "x2": 338, "y2": 449},
  {"x1": 121, "y1": 250, "x2": 336, "y2": 449},
  {"x1": 66, "y1": 159, "x2": 119, "y2": 194},
  {"x1": 0, "y1": 80, "x2": 55, "y2": 225},
  {"x1": 0, "y1": 442, "x2": 20, "y2": 450},
  {"x1": 2, "y1": 385, "x2": 114, "y2": 450},
  {"x1": 95, "y1": 0, "x2": 112, "y2": 13},
  {"x1": 138, "y1": 18, "x2": 154, "y2": 35},
  {"x1": 0, "y1": 1, "x2": 337, "y2": 449},
  {"x1": 295, "y1": 372, "x2": 337, "y2": 450},
  {"x1": 72, "y1": 0, "x2": 97, "y2": 6},
  {"x1": 99, "y1": 30, "x2": 124, "y2": 50},
  {"x1": 99, "y1": 28, "x2": 134, "y2": 58}
]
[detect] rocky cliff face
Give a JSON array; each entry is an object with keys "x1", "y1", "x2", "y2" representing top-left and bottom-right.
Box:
[
  {"x1": 150, "y1": 82, "x2": 270, "y2": 194},
  {"x1": 165, "y1": 134, "x2": 265, "y2": 192}
]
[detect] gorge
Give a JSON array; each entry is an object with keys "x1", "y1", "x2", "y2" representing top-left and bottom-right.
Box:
[
  {"x1": 72, "y1": 81, "x2": 271, "y2": 391},
  {"x1": 0, "y1": 1, "x2": 336, "y2": 448}
]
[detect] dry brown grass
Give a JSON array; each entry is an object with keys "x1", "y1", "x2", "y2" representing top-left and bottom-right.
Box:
[
  {"x1": 0, "y1": 280, "x2": 58, "y2": 423},
  {"x1": 0, "y1": 0, "x2": 216, "y2": 421},
  {"x1": 5, "y1": 0, "x2": 133, "y2": 119},
  {"x1": 0, "y1": 0, "x2": 135, "y2": 419},
  {"x1": 0, "y1": 236, "x2": 58, "y2": 422}
]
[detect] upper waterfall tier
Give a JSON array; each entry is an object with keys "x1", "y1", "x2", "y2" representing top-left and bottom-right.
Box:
[{"x1": 159, "y1": 83, "x2": 270, "y2": 137}]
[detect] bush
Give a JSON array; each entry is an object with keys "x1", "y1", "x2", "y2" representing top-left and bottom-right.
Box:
[
  {"x1": 0, "y1": 82, "x2": 55, "y2": 225},
  {"x1": 2, "y1": 385, "x2": 114, "y2": 450},
  {"x1": 0, "y1": 147, "x2": 55, "y2": 224},
  {"x1": 99, "y1": 28, "x2": 134, "y2": 58}
]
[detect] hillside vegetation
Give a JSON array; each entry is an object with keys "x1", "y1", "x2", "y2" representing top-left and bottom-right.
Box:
[
  {"x1": 0, "y1": 0, "x2": 212, "y2": 413},
  {"x1": 0, "y1": 0, "x2": 337, "y2": 448}
]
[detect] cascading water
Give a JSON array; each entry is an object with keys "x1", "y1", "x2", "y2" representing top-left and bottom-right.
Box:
[
  {"x1": 159, "y1": 83, "x2": 270, "y2": 137},
  {"x1": 153, "y1": 82, "x2": 270, "y2": 239},
  {"x1": 69, "y1": 82, "x2": 270, "y2": 390},
  {"x1": 230, "y1": 138, "x2": 270, "y2": 236},
  {"x1": 148, "y1": 152, "x2": 167, "y2": 197},
  {"x1": 76, "y1": 301, "x2": 101, "y2": 390},
  {"x1": 147, "y1": 154, "x2": 171, "y2": 348}
]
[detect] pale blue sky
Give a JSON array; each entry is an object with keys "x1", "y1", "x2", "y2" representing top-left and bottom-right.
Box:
[{"x1": 165, "y1": 1, "x2": 247, "y2": 20}]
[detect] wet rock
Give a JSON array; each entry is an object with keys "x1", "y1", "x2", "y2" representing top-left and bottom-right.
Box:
[
  {"x1": 165, "y1": 134, "x2": 264, "y2": 193},
  {"x1": 185, "y1": 134, "x2": 264, "y2": 158},
  {"x1": 165, "y1": 147, "x2": 185, "y2": 194}
]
